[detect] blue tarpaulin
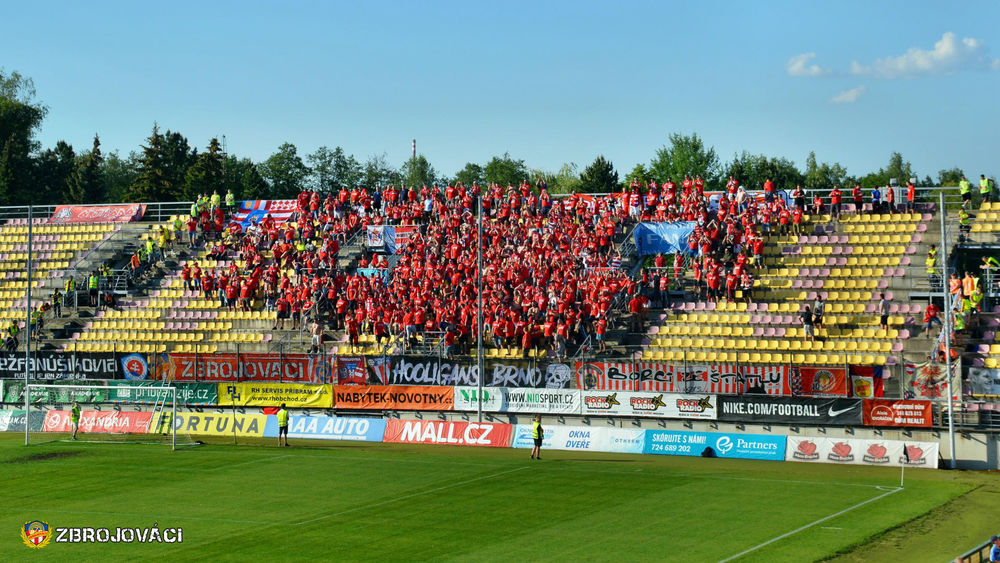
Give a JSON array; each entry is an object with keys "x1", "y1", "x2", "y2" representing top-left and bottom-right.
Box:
[{"x1": 634, "y1": 222, "x2": 696, "y2": 256}]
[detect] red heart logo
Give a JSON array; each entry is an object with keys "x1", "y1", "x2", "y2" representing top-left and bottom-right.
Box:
[
  {"x1": 906, "y1": 446, "x2": 923, "y2": 460},
  {"x1": 833, "y1": 442, "x2": 852, "y2": 457},
  {"x1": 867, "y1": 444, "x2": 887, "y2": 459},
  {"x1": 798, "y1": 441, "x2": 817, "y2": 455}
]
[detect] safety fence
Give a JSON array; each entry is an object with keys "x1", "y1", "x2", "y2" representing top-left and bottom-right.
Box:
[
  {"x1": 0, "y1": 403, "x2": 940, "y2": 469},
  {"x1": 0, "y1": 379, "x2": 937, "y2": 429}
]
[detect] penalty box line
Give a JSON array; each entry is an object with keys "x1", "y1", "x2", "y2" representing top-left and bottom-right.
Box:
[
  {"x1": 293, "y1": 466, "x2": 528, "y2": 526},
  {"x1": 718, "y1": 486, "x2": 904, "y2": 563}
]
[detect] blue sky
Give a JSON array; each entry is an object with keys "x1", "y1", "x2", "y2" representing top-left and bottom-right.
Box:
[{"x1": 2, "y1": 1, "x2": 998, "y2": 181}]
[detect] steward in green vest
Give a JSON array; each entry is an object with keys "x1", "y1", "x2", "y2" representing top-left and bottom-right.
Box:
[
  {"x1": 530, "y1": 415, "x2": 543, "y2": 460},
  {"x1": 959, "y1": 177, "x2": 972, "y2": 202},
  {"x1": 277, "y1": 403, "x2": 290, "y2": 447},
  {"x1": 980, "y1": 175, "x2": 991, "y2": 203},
  {"x1": 225, "y1": 190, "x2": 236, "y2": 210}
]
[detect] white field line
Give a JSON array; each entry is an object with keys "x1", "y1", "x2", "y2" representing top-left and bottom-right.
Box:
[
  {"x1": 207, "y1": 454, "x2": 291, "y2": 471},
  {"x1": 293, "y1": 466, "x2": 528, "y2": 526},
  {"x1": 0, "y1": 506, "x2": 280, "y2": 525},
  {"x1": 718, "y1": 487, "x2": 904, "y2": 563}
]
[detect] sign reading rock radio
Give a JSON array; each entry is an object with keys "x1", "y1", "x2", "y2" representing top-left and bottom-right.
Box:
[
  {"x1": 383, "y1": 357, "x2": 572, "y2": 389},
  {"x1": 717, "y1": 396, "x2": 862, "y2": 425},
  {"x1": 644, "y1": 429, "x2": 786, "y2": 461},
  {"x1": 580, "y1": 391, "x2": 717, "y2": 420},
  {"x1": 452, "y1": 387, "x2": 580, "y2": 414},
  {"x1": 786, "y1": 436, "x2": 939, "y2": 468},
  {"x1": 510, "y1": 425, "x2": 645, "y2": 454}
]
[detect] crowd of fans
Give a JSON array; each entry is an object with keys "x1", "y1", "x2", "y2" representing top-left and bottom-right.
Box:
[{"x1": 137, "y1": 184, "x2": 640, "y2": 358}]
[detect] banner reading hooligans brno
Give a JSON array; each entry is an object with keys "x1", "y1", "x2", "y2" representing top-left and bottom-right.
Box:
[
  {"x1": 218, "y1": 383, "x2": 333, "y2": 408},
  {"x1": 452, "y1": 387, "x2": 580, "y2": 414},
  {"x1": 383, "y1": 357, "x2": 572, "y2": 389}
]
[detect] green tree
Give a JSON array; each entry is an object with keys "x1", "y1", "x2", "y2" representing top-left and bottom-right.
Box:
[
  {"x1": 307, "y1": 146, "x2": 362, "y2": 192},
  {"x1": 401, "y1": 154, "x2": 438, "y2": 187},
  {"x1": 484, "y1": 152, "x2": 528, "y2": 187},
  {"x1": 453, "y1": 162, "x2": 485, "y2": 187},
  {"x1": 127, "y1": 124, "x2": 170, "y2": 202},
  {"x1": 241, "y1": 164, "x2": 269, "y2": 200},
  {"x1": 34, "y1": 140, "x2": 76, "y2": 204},
  {"x1": 648, "y1": 132, "x2": 721, "y2": 190},
  {"x1": 259, "y1": 142, "x2": 310, "y2": 199},
  {"x1": 623, "y1": 163, "x2": 652, "y2": 189},
  {"x1": 162, "y1": 130, "x2": 196, "y2": 199},
  {"x1": 70, "y1": 134, "x2": 105, "y2": 204},
  {"x1": 578, "y1": 155, "x2": 619, "y2": 194},
  {"x1": 361, "y1": 153, "x2": 398, "y2": 188},
  {"x1": 0, "y1": 68, "x2": 47, "y2": 204},
  {"x1": 803, "y1": 151, "x2": 849, "y2": 192},
  {"x1": 102, "y1": 151, "x2": 140, "y2": 203},
  {"x1": 725, "y1": 152, "x2": 804, "y2": 192},
  {"x1": 938, "y1": 167, "x2": 965, "y2": 187},
  {"x1": 533, "y1": 163, "x2": 580, "y2": 194},
  {"x1": 183, "y1": 137, "x2": 224, "y2": 201}
]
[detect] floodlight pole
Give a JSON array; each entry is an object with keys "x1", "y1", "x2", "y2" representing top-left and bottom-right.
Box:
[
  {"x1": 939, "y1": 192, "x2": 956, "y2": 470},
  {"x1": 476, "y1": 195, "x2": 484, "y2": 423},
  {"x1": 24, "y1": 206, "x2": 32, "y2": 446}
]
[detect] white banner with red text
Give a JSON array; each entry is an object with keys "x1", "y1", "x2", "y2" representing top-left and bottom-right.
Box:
[{"x1": 785, "y1": 436, "x2": 938, "y2": 468}]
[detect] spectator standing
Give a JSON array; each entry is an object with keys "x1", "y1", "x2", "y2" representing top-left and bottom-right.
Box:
[
  {"x1": 878, "y1": 293, "x2": 890, "y2": 331},
  {"x1": 905, "y1": 181, "x2": 916, "y2": 213},
  {"x1": 309, "y1": 320, "x2": 324, "y2": 354},
  {"x1": 830, "y1": 186, "x2": 842, "y2": 221},
  {"x1": 923, "y1": 302, "x2": 942, "y2": 338},
  {"x1": 959, "y1": 176, "x2": 972, "y2": 204},
  {"x1": 801, "y1": 305, "x2": 814, "y2": 342},
  {"x1": 813, "y1": 296, "x2": 825, "y2": 331},
  {"x1": 979, "y1": 175, "x2": 991, "y2": 205}
]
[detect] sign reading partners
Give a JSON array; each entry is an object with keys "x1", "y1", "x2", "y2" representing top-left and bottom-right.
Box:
[
  {"x1": 717, "y1": 396, "x2": 862, "y2": 425},
  {"x1": 218, "y1": 383, "x2": 333, "y2": 408},
  {"x1": 155, "y1": 412, "x2": 268, "y2": 437},
  {"x1": 167, "y1": 353, "x2": 332, "y2": 384},
  {"x1": 334, "y1": 385, "x2": 454, "y2": 411},
  {"x1": 580, "y1": 391, "x2": 717, "y2": 420},
  {"x1": 452, "y1": 387, "x2": 580, "y2": 414},
  {"x1": 643, "y1": 429, "x2": 786, "y2": 461}
]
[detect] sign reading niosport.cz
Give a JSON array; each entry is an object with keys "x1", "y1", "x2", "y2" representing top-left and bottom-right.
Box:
[
  {"x1": 717, "y1": 396, "x2": 863, "y2": 425},
  {"x1": 643, "y1": 429, "x2": 786, "y2": 461},
  {"x1": 452, "y1": 387, "x2": 580, "y2": 414}
]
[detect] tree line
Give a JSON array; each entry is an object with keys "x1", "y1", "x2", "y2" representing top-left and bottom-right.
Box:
[{"x1": 0, "y1": 68, "x2": 974, "y2": 207}]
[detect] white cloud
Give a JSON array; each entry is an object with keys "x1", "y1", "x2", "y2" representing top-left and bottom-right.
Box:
[
  {"x1": 829, "y1": 85, "x2": 866, "y2": 104},
  {"x1": 787, "y1": 53, "x2": 830, "y2": 77},
  {"x1": 850, "y1": 32, "x2": 1000, "y2": 78}
]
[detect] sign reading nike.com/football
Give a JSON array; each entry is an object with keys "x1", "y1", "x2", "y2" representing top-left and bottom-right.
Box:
[
  {"x1": 786, "y1": 436, "x2": 938, "y2": 468},
  {"x1": 580, "y1": 391, "x2": 717, "y2": 419},
  {"x1": 717, "y1": 396, "x2": 862, "y2": 425},
  {"x1": 452, "y1": 387, "x2": 580, "y2": 414},
  {"x1": 510, "y1": 425, "x2": 645, "y2": 454}
]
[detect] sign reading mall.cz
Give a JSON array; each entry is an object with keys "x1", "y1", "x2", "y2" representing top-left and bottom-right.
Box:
[{"x1": 717, "y1": 396, "x2": 863, "y2": 425}]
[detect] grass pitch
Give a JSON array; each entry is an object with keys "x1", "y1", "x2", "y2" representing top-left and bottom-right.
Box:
[{"x1": 0, "y1": 433, "x2": 995, "y2": 561}]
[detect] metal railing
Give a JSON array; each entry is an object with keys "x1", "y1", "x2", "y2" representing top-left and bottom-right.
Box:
[{"x1": 0, "y1": 201, "x2": 193, "y2": 224}]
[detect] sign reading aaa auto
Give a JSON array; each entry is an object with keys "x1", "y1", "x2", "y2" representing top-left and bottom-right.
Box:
[
  {"x1": 383, "y1": 420, "x2": 512, "y2": 447},
  {"x1": 265, "y1": 415, "x2": 386, "y2": 442},
  {"x1": 580, "y1": 391, "x2": 717, "y2": 419}
]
